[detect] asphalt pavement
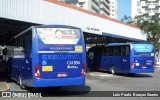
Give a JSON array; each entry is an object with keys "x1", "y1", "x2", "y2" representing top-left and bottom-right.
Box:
[{"x1": 0, "y1": 67, "x2": 160, "y2": 100}]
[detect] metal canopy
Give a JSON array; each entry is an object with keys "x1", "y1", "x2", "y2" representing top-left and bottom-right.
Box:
[
  {"x1": 0, "y1": 18, "x2": 38, "y2": 45},
  {"x1": 0, "y1": 18, "x2": 135, "y2": 46},
  {"x1": 84, "y1": 32, "x2": 133, "y2": 45}
]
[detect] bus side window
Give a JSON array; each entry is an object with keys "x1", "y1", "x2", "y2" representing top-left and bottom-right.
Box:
[
  {"x1": 121, "y1": 46, "x2": 125, "y2": 56},
  {"x1": 107, "y1": 47, "x2": 110, "y2": 56},
  {"x1": 108, "y1": 47, "x2": 113, "y2": 56},
  {"x1": 23, "y1": 30, "x2": 32, "y2": 53},
  {"x1": 121, "y1": 45, "x2": 130, "y2": 56},
  {"x1": 114, "y1": 46, "x2": 121, "y2": 56},
  {"x1": 125, "y1": 46, "x2": 130, "y2": 56},
  {"x1": 25, "y1": 33, "x2": 32, "y2": 53},
  {"x1": 114, "y1": 47, "x2": 117, "y2": 56},
  {"x1": 112, "y1": 47, "x2": 115, "y2": 56},
  {"x1": 106, "y1": 48, "x2": 109, "y2": 56},
  {"x1": 15, "y1": 37, "x2": 22, "y2": 48}
]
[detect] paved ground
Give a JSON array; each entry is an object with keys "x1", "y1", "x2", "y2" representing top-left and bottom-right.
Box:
[
  {"x1": 86, "y1": 68, "x2": 160, "y2": 91},
  {"x1": 0, "y1": 72, "x2": 10, "y2": 91},
  {"x1": 1, "y1": 68, "x2": 160, "y2": 99}
]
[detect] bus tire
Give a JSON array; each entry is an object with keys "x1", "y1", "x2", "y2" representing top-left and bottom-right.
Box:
[
  {"x1": 110, "y1": 66, "x2": 116, "y2": 75},
  {"x1": 18, "y1": 75, "x2": 25, "y2": 89}
]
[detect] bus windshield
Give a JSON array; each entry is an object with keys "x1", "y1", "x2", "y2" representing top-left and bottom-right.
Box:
[{"x1": 36, "y1": 28, "x2": 80, "y2": 45}]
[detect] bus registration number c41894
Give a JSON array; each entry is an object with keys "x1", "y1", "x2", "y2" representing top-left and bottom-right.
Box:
[{"x1": 42, "y1": 66, "x2": 53, "y2": 72}]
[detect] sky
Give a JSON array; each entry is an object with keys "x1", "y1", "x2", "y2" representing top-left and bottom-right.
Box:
[{"x1": 118, "y1": 0, "x2": 131, "y2": 20}]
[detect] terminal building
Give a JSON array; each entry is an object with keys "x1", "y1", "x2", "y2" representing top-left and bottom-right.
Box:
[
  {"x1": 0, "y1": 0, "x2": 147, "y2": 72},
  {"x1": 0, "y1": 0, "x2": 147, "y2": 52}
]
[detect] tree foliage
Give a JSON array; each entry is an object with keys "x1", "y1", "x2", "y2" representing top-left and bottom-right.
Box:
[
  {"x1": 134, "y1": 15, "x2": 160, "y2": 52},
  {"x1": 121, "y1": 15, "x2": 160, "y2": 52},
  {"x1": 121, "y1": 15, "x2": 133, "y2": 24}
]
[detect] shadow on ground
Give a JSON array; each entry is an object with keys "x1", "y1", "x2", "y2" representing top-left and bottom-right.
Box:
[
  {"x1": 89, "y1": 70, "x2": 153, "y2": 78},
  {"x1": 116, "y1": 73, "x2": 153, "y2": 78},
  {"x1": 26, "y1": 85, "x2": 91, "y2": 97}
]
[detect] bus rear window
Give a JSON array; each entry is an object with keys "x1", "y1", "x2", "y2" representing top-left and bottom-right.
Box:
[
  {"x1": 36, "y1": 28, "x2": 80, "y2": 44},
  {"x1": 133, "y1": 44, "x2": 154, "y2": 56},
  {"x1": 133, "y1": 44, "x2": 153, "y2": 53}
]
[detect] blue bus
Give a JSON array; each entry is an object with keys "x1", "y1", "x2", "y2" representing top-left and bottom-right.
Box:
[
  {"x1": 7, "y1": 25, "x2": 86, "y2": 89},
  {"x1": 89, "y1": 42, "x2": 155, "y2": 75}
]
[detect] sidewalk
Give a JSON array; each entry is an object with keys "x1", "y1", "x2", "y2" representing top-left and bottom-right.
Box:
[
  {"x1": 0, "y1": 72, "x2": 10, "y2": 91},
  {"x1": 155, "y1": 65, "x2": 160, "y2": 69},
  {"x1": 0, "y1": 82, "x2": 10, "y2": 91},
  {"x1": 86, "y1": 71, "x2": 113, "y2": 77},
  {"x1": 87, "y1": 66, "x2": 160, "y2": 78}
]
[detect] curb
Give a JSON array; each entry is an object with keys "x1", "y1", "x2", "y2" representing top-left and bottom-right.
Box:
[
  {"x1": 155, "y1": 66, "x2": 160, "y2": 69},
  {"x1": 4, "y1": 82, "x2": 10, "y2": 91},
  {"x1": 86, "y1": 72, "x2": 113, "y2": 77},
  {"x1": 155, "y1": 67, "x2": 160, "y2": 69}
]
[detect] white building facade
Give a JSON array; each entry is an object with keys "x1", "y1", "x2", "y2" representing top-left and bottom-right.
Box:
[
  {"x1": 59, "y1": 0, "x2": 111, "y2": 17},
  {"x1": 132, "y1": 0, "x2": 160, "y2": 19},
  {"x1": 110, "y1": 0, "x2": 118, "y2": 19}
]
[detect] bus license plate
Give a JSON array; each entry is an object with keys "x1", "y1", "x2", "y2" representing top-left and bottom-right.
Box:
[
  {"x1": 42, "y1": 66, "x2": 53, "y2": 72},
  {"x1": 57, "y1": 73, "x2": 68, "y2": 77}
]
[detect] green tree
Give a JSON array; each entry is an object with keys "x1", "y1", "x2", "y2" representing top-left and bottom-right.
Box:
[
  {"x1": 134, "y1": 14, "x2": 160, "y2": 52},
  {"x1": 121, "y1": 15, "x2": 133, "y2": 24}
]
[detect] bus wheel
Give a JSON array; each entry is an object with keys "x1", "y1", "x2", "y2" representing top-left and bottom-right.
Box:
[
  {"x1": 18, "y1": 75, "x2": 25, "y2": 89},
  {"x1": 110, "y1": 66, "x2": 116, "y2": 75}
]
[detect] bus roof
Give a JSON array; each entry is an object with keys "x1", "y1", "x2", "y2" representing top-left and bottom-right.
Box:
[
  {"x1": 14, "y1": 24, "x2": 81, "y2": 38},
  {"x1": 35, "y1": 24, "x2": 81, "y2": 29}
]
